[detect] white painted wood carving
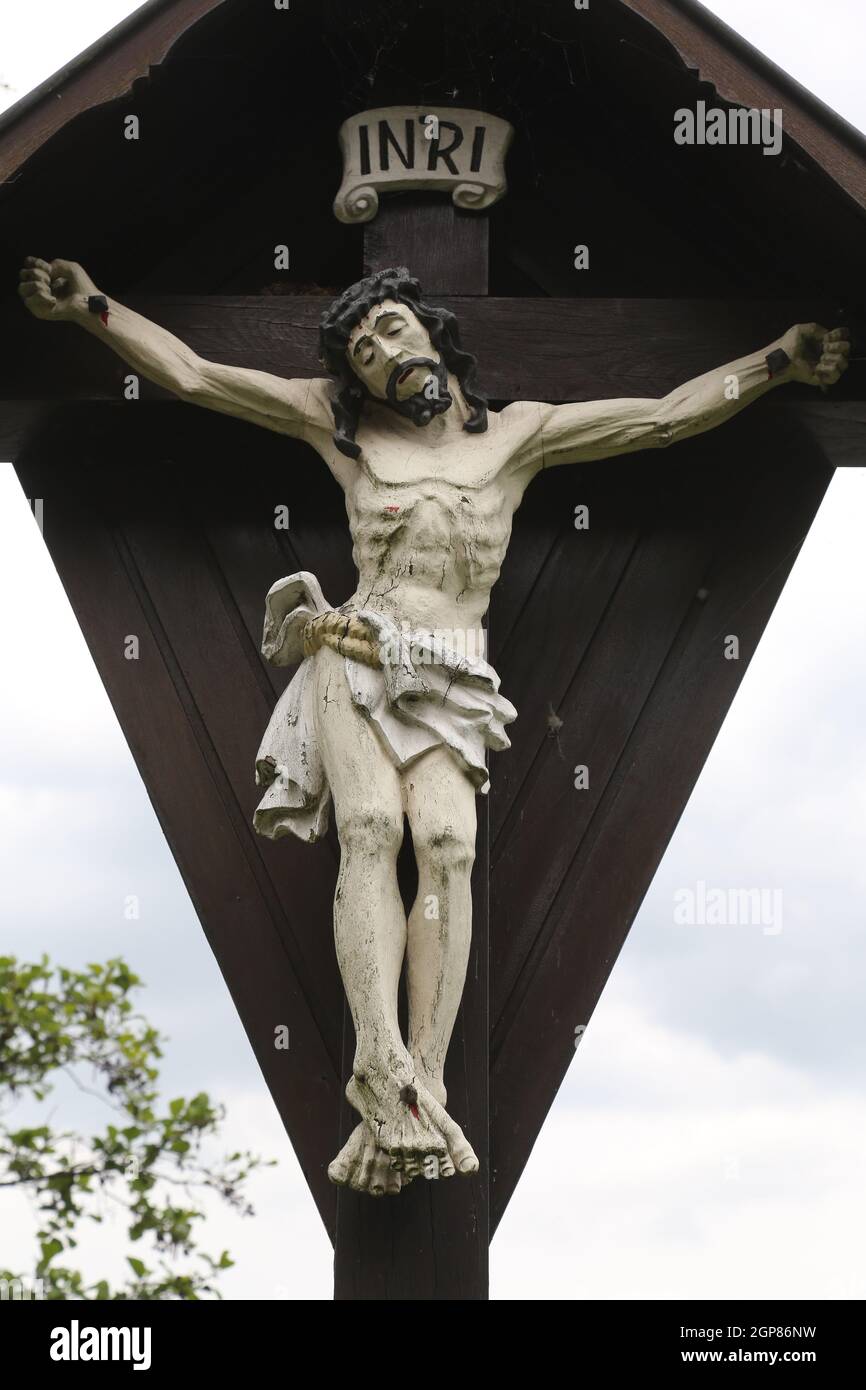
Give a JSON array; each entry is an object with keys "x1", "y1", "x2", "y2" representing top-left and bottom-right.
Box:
[
  {"x1": 333, "y1": 107, "x2": 513, "y2": 223},
  {"x1": 19, "y1": 257, "x2": 850, "y2": 1194}
]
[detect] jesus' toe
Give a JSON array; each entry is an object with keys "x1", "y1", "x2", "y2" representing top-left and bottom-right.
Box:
[
  {"x1": 389, "y1": 1107, "x2": 447, "y2": 1168},
  {"x1": 328, "y1": 1123, "x2": 367, "y2": 1187},
  {"x1": 378, "y1": 1151, "x2": 402, "y2": 1196},
  {"x1": 352, "y1": 1135, "x2": 378, "y2": 1193},
  {"x1": 329, "y1": 1122, "x2": 406, "y2": 1194},
  {"x1": 428, "y1": 1100, "x2": 479, "y2": 1176},
  {"x1": 366, "y1": 1147, "x2": 401, "y2": 1196}
]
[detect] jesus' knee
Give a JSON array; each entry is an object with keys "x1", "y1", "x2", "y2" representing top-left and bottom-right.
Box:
[
  {"x1": 337, "y1": 803, "x2": 404, "y2": 862},
  {"x1": 414, "y1": 824, "x2": 476, "y2": 887}
]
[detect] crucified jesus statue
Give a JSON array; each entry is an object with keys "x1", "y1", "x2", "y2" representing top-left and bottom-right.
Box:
[{"x1": 19, "y1": 256, "x2": 850, "y2": 1196}]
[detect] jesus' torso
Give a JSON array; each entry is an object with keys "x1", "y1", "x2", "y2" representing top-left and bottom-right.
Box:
[{"x1": 337, "y1": 405, "x2": 529, "y2": 647}]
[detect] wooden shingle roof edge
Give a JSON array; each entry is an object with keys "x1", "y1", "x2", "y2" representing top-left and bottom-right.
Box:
[
  {"x1": 1, "y1": 0, "x2": 865, "y2": 212},
  {"x1": 0, "y1": 0, "x2": 227, "y2": 186},
  {"x1": 621, "y1": 0, "x2": 866, "y2": 215}
]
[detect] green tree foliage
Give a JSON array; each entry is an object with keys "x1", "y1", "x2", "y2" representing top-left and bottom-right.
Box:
[{"x1": 0, "y1": 956, "x2": 272, "y2": 1299}]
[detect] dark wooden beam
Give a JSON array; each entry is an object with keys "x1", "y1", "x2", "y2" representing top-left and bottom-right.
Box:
[
  {"x1": 330, "y1": 200, "x2": 491, "y2": 1299},
  {"x1": 6, "y1": 296, "x2": 856, "y2": 402},
  {"x1": 364, "y1": 196, "x2": 489, "y2": 296},
  {"x1": 3, "y1": 297, "x2": 863, "y2": 463},
  {"x1": 790, "y1": 401, "x2": 866, "y2": 467}
]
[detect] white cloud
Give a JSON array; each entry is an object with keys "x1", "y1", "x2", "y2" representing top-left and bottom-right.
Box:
[{"x1": 495, "y1": 995, "x2": 866, "y2": 1301}]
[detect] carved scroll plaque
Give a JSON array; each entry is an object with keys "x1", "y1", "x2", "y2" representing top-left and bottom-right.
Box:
[{"x1": 333, "y1": 105, "x2": 514, "y2": 223}]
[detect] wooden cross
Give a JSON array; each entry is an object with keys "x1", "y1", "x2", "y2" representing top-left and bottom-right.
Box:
[{"x1": 10, "y1": 177, "x2": 862, "y2": 1301}]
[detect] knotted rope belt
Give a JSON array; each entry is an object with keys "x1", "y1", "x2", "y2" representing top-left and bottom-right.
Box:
[{"x1": 302, "y1": 610, "x2": 383, "y2": 669}]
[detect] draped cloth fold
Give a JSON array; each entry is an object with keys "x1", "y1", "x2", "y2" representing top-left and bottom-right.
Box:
[{"x1": 252, "y1": 571, "x2": 517, "y2": 844}]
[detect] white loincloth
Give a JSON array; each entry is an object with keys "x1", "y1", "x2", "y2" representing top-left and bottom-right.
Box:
[{"x1": 252, "y1": 572, "x2": 517, "y2": 843}]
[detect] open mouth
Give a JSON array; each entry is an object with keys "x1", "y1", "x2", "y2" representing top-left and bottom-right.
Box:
[{"x1": 385, "y1": 357, "x2": 451, "y2": 424}]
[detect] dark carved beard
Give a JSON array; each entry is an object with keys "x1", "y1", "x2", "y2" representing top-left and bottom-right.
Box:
[{"x1": 384, "y1": 357, "x2": 453, "y2": 426}]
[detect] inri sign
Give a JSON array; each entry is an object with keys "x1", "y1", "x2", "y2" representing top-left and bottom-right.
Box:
[{"x1": 333, "y1": 106, "x2": 514, "y2": 223}]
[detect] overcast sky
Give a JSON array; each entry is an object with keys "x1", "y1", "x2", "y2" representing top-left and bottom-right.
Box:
[{"x1": 1, "y1": 0, "x2": 865, "y2": 1301}]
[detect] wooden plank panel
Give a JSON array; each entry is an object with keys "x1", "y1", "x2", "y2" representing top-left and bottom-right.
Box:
[
  {"x1": 120, "y1": 515, "x2": 345, "y2": 1069},
  {"x1": 14, "y1": 424, "x2": 343, "y2": 1238},
  {"x1": 486, "y1": 502, "x2": 560, "y2": 657},
  {"x1": 203, "y1": 454, "x2": 356, "y2": 670},
  {"x1": 75, "y1": 409, "x2": 352, "y2": 1076},
  {"x1": 490, "y1": 462, "x2": 642, "y2": 846},
  {"x1": 490, "y1": 422, "x2": 834, "y2": 1230},
  {"x1": 492, "y1": 444, "x2": 729, "y2": 1018},
  {"x1": 791, "y1": 401, "x2": 866, "y2": 469}
]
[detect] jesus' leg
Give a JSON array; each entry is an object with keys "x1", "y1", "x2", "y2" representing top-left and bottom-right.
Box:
[
  {"x1": 402, "y1": 747, "x2": 479, "y2": 1176},
  {"x1": 313, "y1": 648, "x2": 471, "y2": 1187}
]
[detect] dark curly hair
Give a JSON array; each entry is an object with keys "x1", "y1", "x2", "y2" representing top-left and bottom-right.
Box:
[{"x1": 318, "y1": 266, "x2": 488, "y2": 459}]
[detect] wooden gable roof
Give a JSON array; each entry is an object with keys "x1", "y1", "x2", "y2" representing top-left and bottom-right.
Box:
[{"x1": 2, "y1": 0, "x2": 866, "y2": 213}]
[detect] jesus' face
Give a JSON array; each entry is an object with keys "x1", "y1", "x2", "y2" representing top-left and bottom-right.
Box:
[{"x1": 346, "y1": 297, "x2": 452, "y2": 427}]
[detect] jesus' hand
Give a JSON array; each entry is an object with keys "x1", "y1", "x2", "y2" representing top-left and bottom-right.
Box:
[
  {"x1": 17, "y1": 257, "x2": 101, "y2": 322},
  {"x1": 778, "y1": 323, "x2": 851, "y2": 387}
]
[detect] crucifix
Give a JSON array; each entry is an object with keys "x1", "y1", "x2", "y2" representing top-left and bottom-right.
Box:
[
  {"x1": 2, "y1": 0, "x2": 865, "y2": 1307},
  {"x1": 17, "y1": 227, "x2": 849, "y2": 1212}
]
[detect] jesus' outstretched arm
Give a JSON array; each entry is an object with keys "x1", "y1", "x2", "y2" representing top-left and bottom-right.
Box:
[
  {"x1": 505, "y1": 322, "x2": 850, "y2": 481},
  {"x1": 17, "y1": 256, "x2": 337, "y2": 452}
]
